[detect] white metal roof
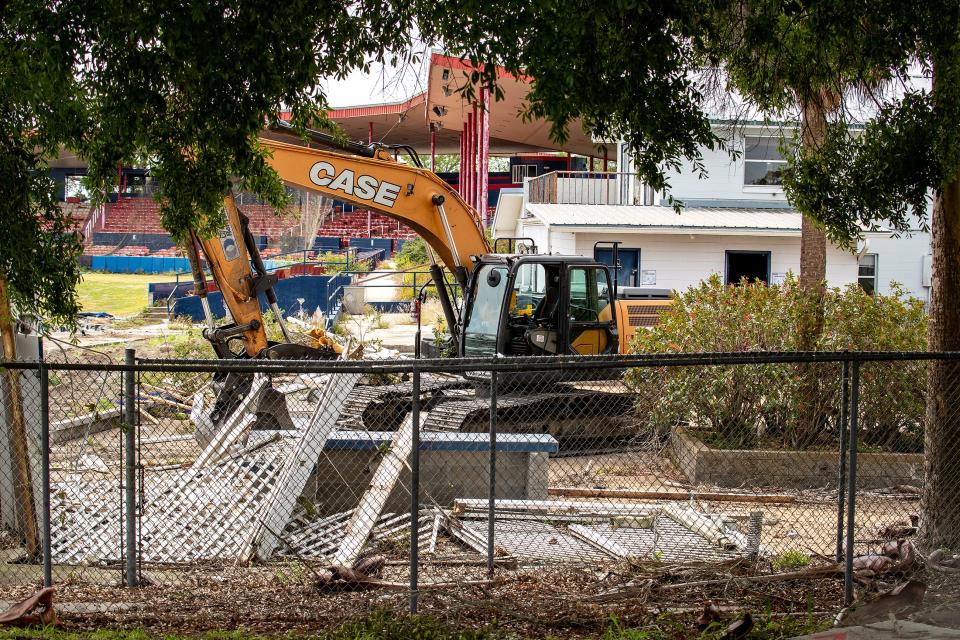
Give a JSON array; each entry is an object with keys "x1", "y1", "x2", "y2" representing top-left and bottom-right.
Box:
[{"x1": 524, "y1": 203, "x2": 805, "y2": 235}]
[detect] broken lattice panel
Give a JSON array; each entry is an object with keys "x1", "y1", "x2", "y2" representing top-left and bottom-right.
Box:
[
  {"x1": 277, "y1": 509, "x2": 435, "y2": 562},
  {"x1": 50, "y1": 373, "x2": 359, "y2": 564}
]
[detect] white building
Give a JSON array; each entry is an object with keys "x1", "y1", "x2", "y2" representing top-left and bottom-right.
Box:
[{"x1": 492, "y1": 122, "x2": 932, "y2": 301}]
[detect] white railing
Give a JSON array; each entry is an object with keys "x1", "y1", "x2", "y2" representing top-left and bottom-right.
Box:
[{"x1": 526, "y1": 171, "x2": 655, "y2": 206}]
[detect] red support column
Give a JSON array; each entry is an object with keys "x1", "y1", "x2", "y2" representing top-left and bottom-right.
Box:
[
  {"x1": 457, "y1": 122, "x2": 467, "y2": 198},
  {"x1": 466, "y1": 110, "x2": 475, "y2": 210},
  {"x1": 589, "y1": 155, "x2": 595, "y2": 173},
  {"x1": 472, "y1": 104, "x2": 479, "y2": 211},
  {"x1": 479, "y1": 89, "x2": 491, "y2": 225},
  {"x1": 603, "y1": 149, "x2": 609, "y2": 172},
  {"x1": 430, "y1": 127, "x2": 436, "y2": 173},
  {"x1": 368, "y1": 121, "x2": 373, "y2": 144},
  {"x1": 566, "y1": 152, "x2": 572, "y2": 171}
]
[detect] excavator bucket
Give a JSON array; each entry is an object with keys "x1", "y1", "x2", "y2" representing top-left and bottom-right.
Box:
[{"x1": 206, "y1": 338, "x2": 342, "y2": 434}]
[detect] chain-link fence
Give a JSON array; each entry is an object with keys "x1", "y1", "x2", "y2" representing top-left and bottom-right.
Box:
[{"x1": 0, "y1": 350, "x2": 953, "y2": 629}]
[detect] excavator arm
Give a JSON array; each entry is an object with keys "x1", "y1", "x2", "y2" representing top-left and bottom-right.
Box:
[
  {"x1": 189, "y1": 127, "x2": 491, "y2": 361},
  {"x1": 257, "y1": 135, "x2": 491, "y2": 283}
]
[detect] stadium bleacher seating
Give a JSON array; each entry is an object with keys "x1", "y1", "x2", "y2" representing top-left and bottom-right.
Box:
[{"x1": 80, "y1": 197, "x2": 415, "y2": 258}]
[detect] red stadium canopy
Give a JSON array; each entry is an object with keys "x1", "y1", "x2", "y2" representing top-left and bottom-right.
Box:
[{"x1": 315, "y1": 53, "x2": 606, "y2": 157}]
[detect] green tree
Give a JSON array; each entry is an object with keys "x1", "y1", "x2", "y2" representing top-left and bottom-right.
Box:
[
  {"x1": 0, "y1": 3, "x2": 87, "y2": 326},
  {"x1": 702, "y1": 0, "x2": 917, "y2": 445},
  {"x1": 76, "y1": 0, "x2": 421, "y2": 242},
  {"x1": 712, "y1": 1, "x2": 913, "y2": 288},
  {"x1": 779, "y1": 2, "x2": 960, "y2": 548},
  {"x1": 416, "y1": 1, "x2": 725, "y2": 198},
  {"x1": 0, "y1": 1, "x2": 91, "y2": 556}
]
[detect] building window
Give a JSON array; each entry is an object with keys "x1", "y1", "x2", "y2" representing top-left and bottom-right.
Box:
[
  {"x1": 726, "y1": 250, "x2": 771, "y2": 285},
  {"x1": 511, "y1": 164, "x2": 538, "y2": 183},
  {"x1": 743, "y1": 136, "x2": 787, "y2": 187},
  {"x1": 858, "y1": 254, "x2": 877, "y2": 295}
]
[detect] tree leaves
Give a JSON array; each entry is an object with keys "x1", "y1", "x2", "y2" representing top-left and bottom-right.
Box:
[{"x1": 416, "y1": 0, "x2": 725, "y2": 194}]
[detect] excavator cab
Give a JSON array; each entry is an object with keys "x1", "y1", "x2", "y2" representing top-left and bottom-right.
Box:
[{"x1": 461, "y1": 255, "x2": 619, "y2": 358}]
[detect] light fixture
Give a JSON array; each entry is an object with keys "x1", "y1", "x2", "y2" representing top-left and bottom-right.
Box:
[
  {"x1": 432, "y1": 105, "x2": 448, "y2": 117},
  {"x1": 442, "y1": 84, "x2": 453, "y2": 97},
  {"x1": 441, "y1": 69, "x2": 450, "y2": 81}
]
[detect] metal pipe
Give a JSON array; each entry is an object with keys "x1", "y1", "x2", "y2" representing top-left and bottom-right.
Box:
[
  {"x1": 843, "y1": 360, "x2": 860, "y2": 606},
  {"x1": 487, "y1": 370, "x2": 498, "y2": 576},
  {"x1": 409, "y1": 356, "x2": 421, "y2": 612},
  {"x1": 270, "y1": 302, "x2": 292, "y2": 343},
  {"x1": 185, "y1": 232, "x2": 216, "y2": 330},
  {"x1": 124, "y1": 348, "x2": 139, "y2": 587},
  {"x1": 429, "y1": 263, "x2": 459, "y2": 347},
  {"x1": 835, "y1": 360, "x2": 850, "y2": 562},
  {"x1": 39, "y1": 340, "x2": 51, "y2": 587},
  {"x1": 433, "y1": 196, "x2": 463, "y2": 272}
]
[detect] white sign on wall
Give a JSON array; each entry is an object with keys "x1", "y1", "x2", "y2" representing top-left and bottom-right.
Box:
[{"x1": 640, "y1": 270, "x2": 657, "y2": 286}]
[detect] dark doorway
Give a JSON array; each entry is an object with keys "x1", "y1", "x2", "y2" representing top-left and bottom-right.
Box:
[
  {"x1": 726, "y1": 251, "x2": 770, "y2": 285},
  {"x1": 595, "y1": 248, "x2": 640, "y2": 287}
]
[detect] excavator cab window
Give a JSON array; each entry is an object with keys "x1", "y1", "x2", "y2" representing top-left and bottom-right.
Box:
[
  {"x1": 462, "y1": 264, "x2": 509, "y2": 356},
  {"x1": 509, "y1": 262, "x2": 546, "y2": 318},
  {"x1": 566, "y1": 266, "x2": 617, "y2": 355}
]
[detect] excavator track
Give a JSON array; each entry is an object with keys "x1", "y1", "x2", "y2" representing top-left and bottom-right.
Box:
[
  {"x1": 336, "y1": 373, "x2": 471, "y2": 431},
  {"x1": 338, "y1": 376, "x2": 637, "y2": 447},
  {"x1": 422, "y1": 384, "x2": 636, "y2": 443}
]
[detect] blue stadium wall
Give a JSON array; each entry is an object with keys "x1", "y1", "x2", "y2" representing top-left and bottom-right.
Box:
[{"x1": 171, "y1": 273, "x2": 351, "y2": 321}]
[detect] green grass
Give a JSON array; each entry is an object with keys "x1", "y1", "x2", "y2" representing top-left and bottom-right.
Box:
[
  {"x1": 77, "y1": 272, "x2": 172, "y2": 317},
  {"x1": 772, "y1": 550, "x2": 811, "y2": 572},
  {"x1": 0, "y1": 609, "x2": 831, "y2": 640}
]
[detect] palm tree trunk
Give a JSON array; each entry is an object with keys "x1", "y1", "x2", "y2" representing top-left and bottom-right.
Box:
[
  {"x1": 793, "y1": 97, "x2": 829, "y2": 447},
  {"x1": 922, "y1": 58, "x2": 960, "y2": 550}
]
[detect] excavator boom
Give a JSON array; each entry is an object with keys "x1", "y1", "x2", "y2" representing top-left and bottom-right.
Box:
[{"x1": 257, "y1": 136, "x2": 491, "y2": 283}]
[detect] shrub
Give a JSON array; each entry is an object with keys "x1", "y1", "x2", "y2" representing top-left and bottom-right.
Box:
[
  {"x1": 625, "y1": 274, "x2": 927, "y2": 451},
  {"x1": 393, "y1": 237, "x2": 428, "y2": 270}
]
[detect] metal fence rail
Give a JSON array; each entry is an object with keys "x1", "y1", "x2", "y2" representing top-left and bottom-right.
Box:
[{"x1": 0, "y1": 349, "x2": 952, "y2": 625}]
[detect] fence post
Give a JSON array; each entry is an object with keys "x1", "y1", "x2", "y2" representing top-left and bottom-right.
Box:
[
  {"x1": 38, "y1": 340, "x2": 52, "y2": 587},
  {"x1": 487, "y1": 369, "x2": 498, "y2": 577},
  {"x1": 835, "y1": 359, "x2": 850, "y2": 562},
  {"x1": 123, "y1": 348, "x2": 139, "y2": 588},
  {"x1": 843, "y1": 359, "x2": 860, "y2": 606},
  {"x1": 409, "y1": 364, "x2": 420, "y2": 613}
]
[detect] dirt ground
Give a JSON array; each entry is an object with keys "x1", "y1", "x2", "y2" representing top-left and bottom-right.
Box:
[{"x1": 0, "y1": 557, "x2": 845, "y2": 637}]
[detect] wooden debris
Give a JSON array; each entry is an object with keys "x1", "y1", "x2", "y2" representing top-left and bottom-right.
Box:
[
  {"x1": 568, "y1": 524, "x2": 631, "y2": 559},
  {"x1": 144, "y1": 393, "x2": 193, "y2": 412},
  {"x1": 658, "y1": 564, "x2": 844, "y2": 592},
  {"x1": 453, "y1": 498, "x2": 652, "y2": 520},
  {"x1": 333, "y1": 413, "x2": 414, "y2": 567},
  {"x1": 428, "y1": 511, "x2": 442, "y2": 554},
  {"x1": 0, "y1": 586, "x2": 57, "y2": 627},
  {"x1": 549, "y1": 487, "x2": 796, "y2": 504},
  {"x1": 662, "y1": 503, "x2": 748, "y2": 551},
  {"x1": 140, "y1": 381, "x2": 190, "y2": 404},
  {"x1": 250, "y1": 372, "x2": 359, "y2": 561},
  {"x1": 138, "y1": 408, "x2": 160, "y2": 426},
  {"x1": 443, "y1": 512, "x2": 490, "y2": 555},
  {"x1": 139, "y1": 434, "x2": 193, "y2": 445}
]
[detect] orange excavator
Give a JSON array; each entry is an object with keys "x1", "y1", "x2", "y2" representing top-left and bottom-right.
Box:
[{"x1": 184, "y1": 123, "x2": 668, "y2": 432}]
